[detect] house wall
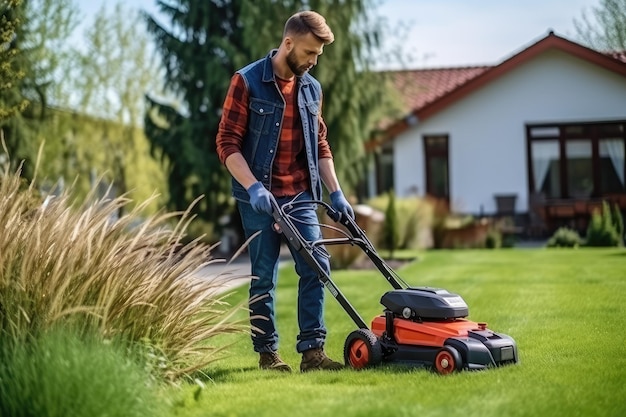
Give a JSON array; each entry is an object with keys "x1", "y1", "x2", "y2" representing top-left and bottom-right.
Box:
[{"x1": 393, "y1": 49, "x2": 626, "y2": 215}]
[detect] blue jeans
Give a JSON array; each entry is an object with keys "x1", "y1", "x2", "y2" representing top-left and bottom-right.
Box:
[{"x1": 237, "y1": 191, "x2": 329, "y2": 354}]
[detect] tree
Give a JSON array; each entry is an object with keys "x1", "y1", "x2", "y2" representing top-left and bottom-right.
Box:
[
  {"x1": 0, "y1": 0, "x2": 28, "y2": 122},
  {"x1": 68, "y1": 2, "x2": 166, "y2": 202},
  {"x1": 144, "y1": 0, "x2": 248, "y2": 230},
  {"x1": 18, "y1": 0, "x2": 80, "y2": 184},
  {"x1": 144, "y1": 0, "x2": 391, "y2": 233},
  {"x1": 0, "y1": 0, "x2": 36, "y2": 177},
  {"x1": 2, "y1": 0, "x2": 167, "y2": 212},
  {"x1": 574, "y1": 0, "x2": 626, "y2": 51},
  {"x1": 19, "y1": 0, "x2": 79, "y2": 116},
  {"x1": 1, "y1": 0, "x2": 80, "y2": 179}
]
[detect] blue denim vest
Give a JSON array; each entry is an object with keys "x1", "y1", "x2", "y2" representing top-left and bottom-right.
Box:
[{"x1": 231, "y1": 49, "x2": 324, "y2": 202}]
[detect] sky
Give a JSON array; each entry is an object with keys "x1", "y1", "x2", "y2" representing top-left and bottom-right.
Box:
[{"x1": 76, "y1": 0, "x2": 602, "y2": 69}]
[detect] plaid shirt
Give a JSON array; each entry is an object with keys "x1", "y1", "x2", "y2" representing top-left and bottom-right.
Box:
[{"x1": 216, "y1": 73, "x2": 332, "y2": 197}]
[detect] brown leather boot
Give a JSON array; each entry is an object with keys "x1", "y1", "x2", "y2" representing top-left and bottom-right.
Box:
[
  {"x1": 300, "y1": 348, "x2": 344, "y2": 372},
  {"x1": 259, "y1": 352, "x2": 292, "y2": 372}
]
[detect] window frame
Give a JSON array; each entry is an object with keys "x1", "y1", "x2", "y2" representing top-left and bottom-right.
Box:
[
  {"x1": 423, "y1": 134, "x2": 450, "y2": 203},
  {"x1": 526, "y1": 121, "x2": 626, "y2": 199}
]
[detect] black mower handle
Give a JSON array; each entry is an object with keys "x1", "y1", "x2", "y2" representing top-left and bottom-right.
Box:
[
  {"x1": 270, "y1": 197, "x2": 371, "y2": 249},
  {"x1": 269, "y1": 196, "x2": 369, "y2": 329},
  {"x1": 270, "y1": 196, "x2": 343, "y2": 224}
]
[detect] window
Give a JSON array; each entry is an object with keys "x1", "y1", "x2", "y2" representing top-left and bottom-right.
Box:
[
  {"x1": 376, "y1": 144, "x2": 394, "y2": 194},
  {"x1": 566, "y1": 140, "x2": 593, "y2": 198},
  {"x1": 531, "y1": 140, "x2": 560, "y2": 198},
  {"x1": 599, "y1": 138, "x2": 625, "y2": 194},
  {"x1": 424, "y1": 135, "x2": 449, "y2": 201},
  {"x1": 527, "y1": 121, "x2": 626, "y2": 199}
]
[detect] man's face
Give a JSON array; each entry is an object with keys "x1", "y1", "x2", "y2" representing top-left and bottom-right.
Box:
[{"x1": 285, "y1": 32, "x2": 324, "y2": 77}]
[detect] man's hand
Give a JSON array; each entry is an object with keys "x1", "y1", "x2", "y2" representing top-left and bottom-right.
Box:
[
  {"x1": 330, "y1": 190, "x2": 354, "y2": 220},
  {"x1": 247, "y1": 182, "x2": 273, "y2": 215}
]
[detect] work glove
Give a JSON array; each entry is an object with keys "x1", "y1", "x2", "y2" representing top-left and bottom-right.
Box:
[
  {"x1": 330, "y1": 190, "x2": 355, "y2": 220},
  {"x1": 247, "y1": 182, "x2": 273, "y2": 215}
]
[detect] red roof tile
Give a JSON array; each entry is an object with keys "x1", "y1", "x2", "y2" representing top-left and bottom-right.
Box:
[
  {"x1": 375, "y1": 66, "x2": 490, "y2": 131},
  {"x1": 389, "y1": 66, "x2": 491, "y2": 113}
]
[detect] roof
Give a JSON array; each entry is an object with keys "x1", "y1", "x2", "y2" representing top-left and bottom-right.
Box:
[
  {"x1": 380, "y1": 66, "x2": 490, "y2": 128},
  {"x1": 372, "y1": 32, "x2": 626, "y2": 148}
]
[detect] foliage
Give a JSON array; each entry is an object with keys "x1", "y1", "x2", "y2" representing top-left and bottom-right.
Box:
[
  {"x1": 382, "y1": 190, "x2": 399, "y2": 257},
  {"x1": 60, "y1": 2, "x2": 166, "y2": 205},
  {"x1": 0, "y1": 158, "x2": 247, "y2": 381},
  {"x1": 0, "y1": 329, "x2": 165, "y2": 417},
  {"x1": 611, "y1": 202, "x2": 624, "y2": 245},
  {"x1": 368, "y1": 194, "x2": 432, "y2": 249},
  {"x1": 546, "y1": 227, "x2": 583, "y2": 248},
  {"x1": 0, "y1": 0, "x2": 28, "y2": 121},
  {"x1": 0, "y1": 0, "x2": 35, "y2": 177},
  {"x1": 70, "y1": 2, "x2": 164, "y2": 126},
  {"x1": 143, "y1": 0, "x2": 244, "y2": 230},
  {"x1": 2, "y1": 0, "x2": 168, "y2": 214},
  {"x1": 1, "y1": 0, "x2": 81, "y2": 179},
  {"x1": 18, "y1": 108, "x2": 167, "y2": 216},
  {"x1": 165, "y1": 249, "x2": 626, "y2": 417},
  {"x1": 575, "y1": 0, "x2": 626, "y2": 51},
  {"x1": 485, "y1": 228, "x2": 502, "y2": 249},
  {"x1": 4, "y1": 0, "x2": 168, "y2": 214},
  {"x1": 585, "y1": 200, "x2": 621, "y2": 247},
  {"x1": 18, "y1": 0, "x2": 80, "y2": 112}
]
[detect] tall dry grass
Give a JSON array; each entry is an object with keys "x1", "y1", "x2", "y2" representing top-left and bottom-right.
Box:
[{"x1": 0, "y1": 156, "x2": 249, "y2": 381}]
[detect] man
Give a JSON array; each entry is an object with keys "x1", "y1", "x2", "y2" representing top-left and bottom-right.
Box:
[{"x1": 216, "y1": 10, "x2": 354, "y2": 373}]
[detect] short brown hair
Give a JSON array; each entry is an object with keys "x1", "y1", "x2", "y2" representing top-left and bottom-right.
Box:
[{"x1": 284, "y1": 11, "x2": 334, "y2": 45}]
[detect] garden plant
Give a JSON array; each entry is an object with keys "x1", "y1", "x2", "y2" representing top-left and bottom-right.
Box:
[{"x1": 0, "y1": 151, "x2": 249, "y2": 415}]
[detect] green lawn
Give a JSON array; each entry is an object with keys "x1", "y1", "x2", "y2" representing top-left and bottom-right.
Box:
[{"x1": 167, "y1": 248, "x2": 626, "y2": 417}]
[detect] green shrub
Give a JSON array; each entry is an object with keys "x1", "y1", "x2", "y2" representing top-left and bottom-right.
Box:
[
  {"x1": 547, "y1": 227, "x2": 583, "y2": 248},
  {"x1": 368, "y1": 194, "x2": 431, "y2": 249},
  {"x1": 585, "y1": 201, "x2": 620, "y2": 247},
  {"x1": 382, "y1": 191, "x2": 399, "y2": 258},
  {"x1": 0, "y1": 329, "x2": 165, "y2": 417},
  {"x1": 611, "y1": 203, "x2": 624, "y2": 246},
  {"x1": 485, "y1": 229, "x2": 502, "y2": 249}
]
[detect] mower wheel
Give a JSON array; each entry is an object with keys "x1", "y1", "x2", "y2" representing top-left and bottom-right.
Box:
[
  {"x1": 344, "y1": 329, "x2": 382, "y2": 370},
  {"x1": 434, "y1": 346, "x2": 462, "y2": 375}
]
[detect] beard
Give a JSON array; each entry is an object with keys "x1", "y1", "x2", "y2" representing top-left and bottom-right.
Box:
[{"x1": 286, "y1": 49, "x2": 310, "y2": 77}]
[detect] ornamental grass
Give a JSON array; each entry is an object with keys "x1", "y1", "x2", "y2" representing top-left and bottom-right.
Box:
[{"x1": 0, "y1": 151, "x2": 249, "y2": 381}]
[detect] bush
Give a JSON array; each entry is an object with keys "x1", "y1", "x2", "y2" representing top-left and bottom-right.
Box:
[
  {"x1": 585, "y1": 201, "x2": 621, "y2": 247},
  {"x1": 368, "y1": 194, "x2": 432, "y2": 249},
  {"x1": 382, "y1": 191, "x2": 399, "y2": 258},
  {"x1": 547, "y1": 227, "x2": 583, "y2": 248},
  {"x1": 0, "y1": 329, "x2": 165, "y2": 417},
  {"x1": 611, "y1": 203, "x2": 624, "y2": 246},
  {"x1": 0, "y1": 160, "x2": 246, "y2": 382},
  {"x1": 485, "y1": 229, "x2": 502, "y2": 249}
]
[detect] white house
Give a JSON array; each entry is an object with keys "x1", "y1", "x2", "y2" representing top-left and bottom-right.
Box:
[{"x1": 367, "y1": 32, "x2": 626, "y2": 235}]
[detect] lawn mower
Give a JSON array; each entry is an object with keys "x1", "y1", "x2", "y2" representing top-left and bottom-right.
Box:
[{"x1": 271, "y1": 198, "x2": 518, "y2": 375}]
